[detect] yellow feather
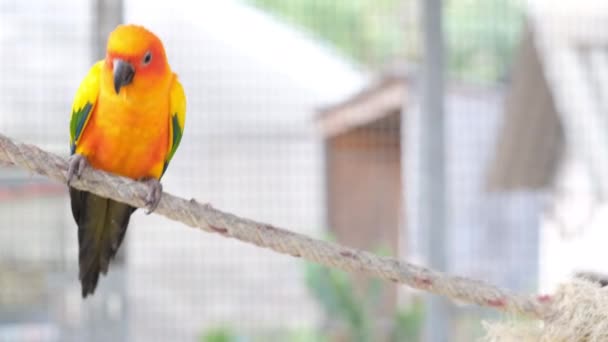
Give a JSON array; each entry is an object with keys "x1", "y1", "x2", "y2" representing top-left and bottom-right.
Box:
[
  {"x1": 167, "y1": 75, "x2": 186, "y2": 165},
  {"x1": 69, "y1": 61, "x2": 102, "y2": 150}
]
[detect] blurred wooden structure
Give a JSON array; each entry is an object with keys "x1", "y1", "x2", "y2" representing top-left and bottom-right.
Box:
[
  {"x1": 486, "y1": 0, "x2": 608, "y2": 292},
  {"x1": 487, "y1": 2, "x2": 608, "y2": 196},
  {"x1": 318, "y1": 64, "x2": 544, "y2": 326},
  {"x1": 317, "y1": 75, "x2": 407, "y2": 319},
  {"x1": 485, "y1": 28, "x2": 564, "y2": 191},
  {"x1": 317, "y1": 75, "x2": 405, "y2": 258}
]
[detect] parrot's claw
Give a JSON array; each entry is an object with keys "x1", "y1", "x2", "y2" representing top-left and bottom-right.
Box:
[
  {"x1": 141, "y1": 178, "x2": 162, "y2": 214},
  {"x1": 67, "y1": 154, "x2": 89, "y2": 185}
]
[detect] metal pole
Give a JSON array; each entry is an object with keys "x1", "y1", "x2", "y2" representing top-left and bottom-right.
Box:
[
  {"x1": 419, "y1": 0, "x2": 449, "y2": 340},
  {"x1": 91, "y1": 0, "x2": 125, "y2": 263},
  {"x1": 88, "y1": 2, "x2": 126, "y2": 342},
  {"x1": 91, "y1": 0, "x2": 123, "y2": 60}
]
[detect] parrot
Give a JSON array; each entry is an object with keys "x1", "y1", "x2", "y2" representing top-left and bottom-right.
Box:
[{"x1": 67, "y1": 24, "x2": 186, "y2": 297}]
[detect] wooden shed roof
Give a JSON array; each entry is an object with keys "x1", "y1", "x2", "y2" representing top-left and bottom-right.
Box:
[
  {"x1": 316, "y1": 74, "x2": 407, "y2": 138},
  {"x1": 486, "y1": 2, "x2": 608, "y2": 192},
  {"x1": 485, "y1": 28, "x2": 564, "y2": 190}
]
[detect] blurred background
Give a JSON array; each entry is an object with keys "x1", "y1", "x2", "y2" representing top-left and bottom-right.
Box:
[{"x1": 0, "y1": 0, "x2": 606, "y2": 341}]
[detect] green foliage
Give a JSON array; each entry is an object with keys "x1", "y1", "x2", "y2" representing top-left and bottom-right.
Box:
[
  {"x1": 282, "y1": 328, "x2": 328, "y2": 342},
  {"x1": 391, "y1": 302, "x2": 424, "y2": 342},
  {"x1": 199, "y1": 233, "x2": 420, "y2": 341},
  {"x1": 245, "y1": 0, "x2": 405, "y2": 67},
  {"x1": 201, "y1": 327, "x2": 238, "y2": 342},
  {"x1": 446, "y1": 0, "x2": 524, "y2": 84},
  {"x1": 305, "y1": 261, "x2": 423, "y2": 342},
  {"x1": 244, "y1": 0, "x2": 524, "y2": 84},
  {"x1": 200, "y1": 326, "x2": 325, "y2": 342},
  {"x1": 305, "y1": 263, "x2": 376, "y2": 342},
  {"x1": 199, "y1": 260, "x2": 423, "y2": 342}
]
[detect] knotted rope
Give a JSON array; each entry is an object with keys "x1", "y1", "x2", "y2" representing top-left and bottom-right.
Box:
[{"x1": 0, "y1": 133, "x2": 551, "y2": 320}]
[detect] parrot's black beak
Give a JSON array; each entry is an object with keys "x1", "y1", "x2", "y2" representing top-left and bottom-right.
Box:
[{"x1": 113, "y1": 59, "x2": 135, "y2": 94}]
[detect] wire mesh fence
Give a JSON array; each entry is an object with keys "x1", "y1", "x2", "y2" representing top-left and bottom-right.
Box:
[{"x1": 0, "y1": 0, "x2": 604, "y2": 341}]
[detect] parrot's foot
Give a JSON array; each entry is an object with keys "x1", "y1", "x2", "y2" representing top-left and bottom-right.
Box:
[
  {"x1": 67, "y1": 154, "x2": 89, "y2": 185},
  {"x1": 140, "y1": 178, "x2": 162, "y2": 214}
]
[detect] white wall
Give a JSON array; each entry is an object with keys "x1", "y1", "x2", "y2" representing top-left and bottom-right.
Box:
[{"x1": 540, "y1": 155, "x2": 608, "y2": 292}]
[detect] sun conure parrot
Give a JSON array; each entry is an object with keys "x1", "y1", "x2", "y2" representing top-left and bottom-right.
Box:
[{"x1": 67, "y1": 24, "x2": 186, "y2": 297}]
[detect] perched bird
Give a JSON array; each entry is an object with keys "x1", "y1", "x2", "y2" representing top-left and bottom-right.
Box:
[{"x1": 67, "y1": 24, "x2": 186, "y2": 297}]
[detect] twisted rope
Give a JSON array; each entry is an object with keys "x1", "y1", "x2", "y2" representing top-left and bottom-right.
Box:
[{"x1": 0, "y1": 133, "x2": 551, "y2": 318}]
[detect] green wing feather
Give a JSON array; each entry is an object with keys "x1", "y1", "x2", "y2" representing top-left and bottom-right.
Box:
[
  {"x1": 69, "y1": 61, "x2": 102, "y2": 154},
  {"x1": 163, "y1": 76, "x2": 186, "y2": 175},
  {"x1": 68, "y1": 61, "x2": 136, "y2": 297}
]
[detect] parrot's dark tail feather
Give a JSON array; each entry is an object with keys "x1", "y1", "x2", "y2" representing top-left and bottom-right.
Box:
[{"x1": 69, "y1": 187, "x2": 135, "y2": 298}]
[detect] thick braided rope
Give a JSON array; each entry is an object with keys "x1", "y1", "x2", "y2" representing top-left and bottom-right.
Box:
[{"x1": 0, "y1": 133, "x2": 551, "y2": 318}]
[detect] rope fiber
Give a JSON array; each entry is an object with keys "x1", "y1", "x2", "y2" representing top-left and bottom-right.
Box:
[{"x1": 0, "y1": 133, "x2": 550, "y2": 319}]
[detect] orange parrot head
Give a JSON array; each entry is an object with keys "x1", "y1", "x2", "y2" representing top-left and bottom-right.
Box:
[{"x1": 103, "y1": 24, "x2": 171, "y2": 97}]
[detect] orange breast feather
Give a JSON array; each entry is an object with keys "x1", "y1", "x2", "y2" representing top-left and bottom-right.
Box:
[{"x1": 76, "y1": 95, "x2": 170, "y2": 180}]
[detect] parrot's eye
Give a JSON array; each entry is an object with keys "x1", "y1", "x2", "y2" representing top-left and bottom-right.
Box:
[{"x1": 142, "y1": 51, "x2": 152, "y2": 66}]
